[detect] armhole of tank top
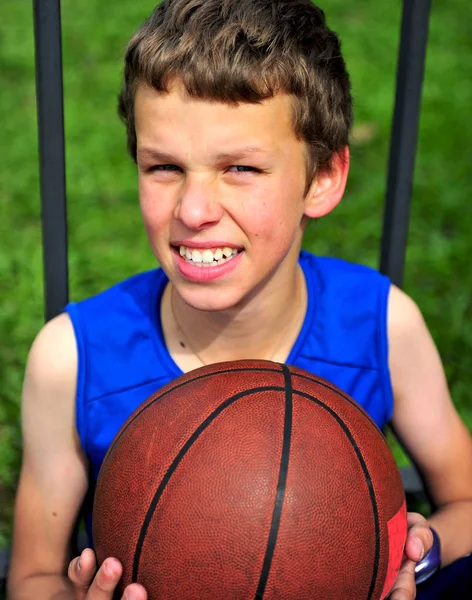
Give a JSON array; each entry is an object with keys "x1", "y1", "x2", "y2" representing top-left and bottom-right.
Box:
[
  {"x1": 378, "y1": 279, "x2": 395, "y2": 424},
  {"x1": 64, "y1": 303, "x2": 89, "y2": 456}
]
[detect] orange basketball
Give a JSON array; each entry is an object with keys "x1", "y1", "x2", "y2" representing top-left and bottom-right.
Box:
[{"x1": 93, "y1": 360, "x2": 407, "y2": 600}]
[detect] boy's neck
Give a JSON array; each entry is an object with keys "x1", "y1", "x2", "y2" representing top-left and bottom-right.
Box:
[{"x1": 161, "y1": 266, "x2": 307, "y2": 372}]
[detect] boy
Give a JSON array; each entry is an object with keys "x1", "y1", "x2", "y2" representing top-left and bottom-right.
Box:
[{"x1": 7, "y1": 0, "x2": 472, "y2": 599}]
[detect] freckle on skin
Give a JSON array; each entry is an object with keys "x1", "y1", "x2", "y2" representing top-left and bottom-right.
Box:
[{"x1": 52, "y1": 512, "x2": 57, "y2": 517}]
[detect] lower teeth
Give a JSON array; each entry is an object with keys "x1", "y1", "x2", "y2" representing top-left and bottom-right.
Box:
[{"x1": 186, "y1": 254, "x2": 238, "y2": 267}]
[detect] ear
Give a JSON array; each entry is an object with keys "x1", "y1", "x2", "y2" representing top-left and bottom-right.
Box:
[{"x1": 304, "y1": 146, "x2": 350, "y2": 218}]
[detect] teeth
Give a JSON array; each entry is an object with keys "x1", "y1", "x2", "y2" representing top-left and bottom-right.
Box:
[
  {"x1": 178, "y1": 245, "x2": 240, "y2": 266},
  {"x1": 202, "y1": 249, "x2": 214, "y2": 263},
  {"x1": 191, "y1": 249, "x2": 203, "y2": 263}
]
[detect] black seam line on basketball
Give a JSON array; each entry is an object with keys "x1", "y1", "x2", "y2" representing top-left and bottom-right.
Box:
[
  {"x1": 254, "y1": 365, "x2": 293, "y2": 600},
  {"x1": 103, "y1": 366, "x2": 285, "y2": 464},
  {"x1": 131, "y1": 384, "x2": 287, "y2": 583},
  {"x1": 291, "y1": 371, "x2": 386, "y2": 440},
  {"x1": 295, "y1": 389, "x2": 380, "y2": 600}
]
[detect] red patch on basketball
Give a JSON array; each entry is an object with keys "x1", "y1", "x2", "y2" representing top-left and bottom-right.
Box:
[{"x1": 381, "y1": 499, "x2": 408, "y2": 599}]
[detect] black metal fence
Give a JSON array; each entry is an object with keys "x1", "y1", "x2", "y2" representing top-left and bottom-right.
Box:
[{"x1": 0, "y1": 0, "x2": 432, "y2": 590}]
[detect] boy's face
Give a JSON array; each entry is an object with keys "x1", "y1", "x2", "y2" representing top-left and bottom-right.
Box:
[{"x1": 135, "y1": 80, "x2": 316, "y2": 312}]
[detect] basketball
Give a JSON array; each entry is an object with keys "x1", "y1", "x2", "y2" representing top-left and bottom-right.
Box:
[{"x1": 93, "y1": 360, "x2": 407, "y2": 600}]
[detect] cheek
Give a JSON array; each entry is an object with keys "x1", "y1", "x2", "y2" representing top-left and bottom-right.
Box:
[
  {"x1": 243, "y1": 182, "x2": 305, "y2": 244},
  {"x1": 138, "y1": 180, "x2": 171, "y2": 232}
]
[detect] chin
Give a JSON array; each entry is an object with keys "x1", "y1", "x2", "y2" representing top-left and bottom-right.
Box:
[{"x1": 176, "y1": 286, "x2": 247, "y2": 314}]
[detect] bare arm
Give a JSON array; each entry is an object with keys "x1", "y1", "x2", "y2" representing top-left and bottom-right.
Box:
[
  {"x1": 7, "y1": 313, "x2": 88, "y2": 599},
  {"x1": 388, "y1": 284, "x2": 472, "y2": 566},
  {"x1": 7, "y1": 314, "x2": 148, "y2": 600}
]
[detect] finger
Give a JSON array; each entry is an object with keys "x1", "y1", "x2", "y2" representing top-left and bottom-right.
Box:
[
  {"x1": 387, "y1": 559, "x2": 416, "y2": 600},
  {"x1": 85, "y1": 557, "x2": 123, "y2": 599},
  {"x1": 121, "y1": 583, "x2": 148, "y2": 600},
  {"x1": 68, "y1": 548, "x2": 97, "y2": 600},
  {"x1": 405, "y1": 524, "x2": 434, "y2": 563},
  {"x1": 407, "y1": 512, "x2": 427, "y2": 528}
]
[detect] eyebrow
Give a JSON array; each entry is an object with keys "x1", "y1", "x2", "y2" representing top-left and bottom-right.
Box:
[
  {"x1": 214, "y1": 146, "x2": 270, "y2": 161},
  {"x1": 137, "y1": 146, "x2": 271, "y2": 163}
]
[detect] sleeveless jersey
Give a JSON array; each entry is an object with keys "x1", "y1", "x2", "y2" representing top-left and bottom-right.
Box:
[{"x1": 65, "y1": 251, "x2": 393, "y2": 543}]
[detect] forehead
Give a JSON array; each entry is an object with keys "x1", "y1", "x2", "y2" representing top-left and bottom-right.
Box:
[{"x1": 134, "y1": 80, "x2": 301, "y2": 153}]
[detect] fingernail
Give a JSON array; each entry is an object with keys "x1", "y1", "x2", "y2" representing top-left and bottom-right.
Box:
[
  {"x1": 104, "y1": 562, "x2": 114, "y2": 576},
  {"x1": 77, "y1": 556, "x2": 81, "y2": 571},
  {"x1": 415, "y1": 538, "x2": 425, "y2": 560}
]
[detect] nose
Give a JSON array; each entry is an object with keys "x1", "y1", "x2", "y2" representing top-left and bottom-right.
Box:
[{"x1": 174, "y1": 174, "x2": 224, "y2": 231}]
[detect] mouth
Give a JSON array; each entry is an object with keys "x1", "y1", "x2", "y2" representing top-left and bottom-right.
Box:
[{"x1": 173, "y1": 245, "x2": 243, "y2": 268}]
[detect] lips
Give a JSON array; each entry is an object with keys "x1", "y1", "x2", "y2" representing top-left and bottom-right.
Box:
[
  {"x1": 172, "y1": 245, "x2": 244, "y2": 281},
  {"x1": 178, "y1": 245, "x2": 240, "y2": 267}
]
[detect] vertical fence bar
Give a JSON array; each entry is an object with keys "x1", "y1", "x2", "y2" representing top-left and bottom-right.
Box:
[
  {"x1": 380, "y1": 0, "x2": 432, "y2": 287},
  {"x1": 33, "y1": 0, "x2": 69, "y2": 321}
]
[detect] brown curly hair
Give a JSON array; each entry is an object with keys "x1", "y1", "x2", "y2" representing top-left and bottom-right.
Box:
[{"x1": 118, "y1": 0, "x2": 353, "y2": 179}]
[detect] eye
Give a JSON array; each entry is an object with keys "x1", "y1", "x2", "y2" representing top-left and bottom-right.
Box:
[
  {"x1": 149, "y1": 164, "x2": 182, "y2": 173},
  {"x1": 228, "y1": 165, "x2": 260, "y2": 173}
]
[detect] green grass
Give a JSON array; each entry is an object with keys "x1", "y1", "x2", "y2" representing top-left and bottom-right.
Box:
[{"x1": 1, "y1": 0, "x2": 471, "y2": 550}]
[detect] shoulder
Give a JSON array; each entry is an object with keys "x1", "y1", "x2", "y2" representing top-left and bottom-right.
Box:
[
  {"x1": 301, "y1": 251, "x2": 384, "y2": 276},
  {"x1": 298, "y1": 252, "x2": 393, "y2": 375},
  {"x1": 75, "y1": 268, "x2": 164, "y2": 307},
  {"x1": 386, "y1": 284, "x2": 436, "y2": 393},
  {"x1": 22, "y1": 313, "x2": 78, "y2": 439},
  {"x1": 301, "y1": 251, "x2": 390, "y2": 291},
  {"x1": 387, "y1": 283, "x2": 424, "y2": 331},
  {"x1": 386, "y1": 284, "x2": 437, "y2": 400},
  {"x1": 25, "y1": 312, "x2": 77, "y2": 389},
  {"x1": 301, "y1": 252, "x2": 390, "y2": 319},
  {"x1": 66, "y1": 268, "x2": 165, "y2": 329}
]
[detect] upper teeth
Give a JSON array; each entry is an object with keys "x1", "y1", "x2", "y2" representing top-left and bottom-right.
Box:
[{"x1": 179, "y1": 246, "x2": 239, "y2": 264}]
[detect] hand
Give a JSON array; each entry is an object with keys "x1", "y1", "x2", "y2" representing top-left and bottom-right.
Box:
[
  {"x1": 68, "y1": 548, "x2": 148, "y2": 600},
  {"x1": 387, "y1": 512, "x2": 434, "y2": 599}
]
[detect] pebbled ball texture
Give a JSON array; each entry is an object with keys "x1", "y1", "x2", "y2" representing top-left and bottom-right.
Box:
[{"x1": 93, "y1": 360, "x2": 407, "y2": 600}]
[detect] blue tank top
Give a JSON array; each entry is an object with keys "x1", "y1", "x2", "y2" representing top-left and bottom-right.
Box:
[{"x1": 65, "y1": 251, "x2": 393, "y2": 543}]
